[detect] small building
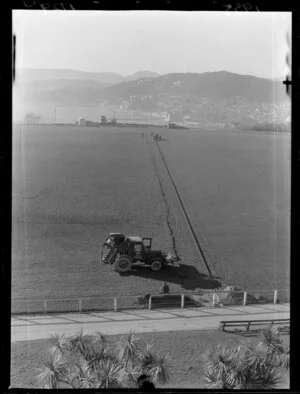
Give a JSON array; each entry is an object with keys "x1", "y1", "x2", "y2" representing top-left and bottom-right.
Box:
[
  {"x1": 78, "y1": 117, "x2": 86, "y2": 126},
  {"x1": 168, "y1": 110, "x2": 184, "y2": 128},
  {"x1": 168, "y1": 122, "x2": 176, "y2": 129}
]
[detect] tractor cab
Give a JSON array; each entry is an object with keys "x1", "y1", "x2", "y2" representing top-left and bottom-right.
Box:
[
  {"x1": 125, "y1": 236, "x2": 153, "y2": 261},
  {"x1": 126, "y1": 236, "x2": 144, "y2": 261},
  {"x1": 142, "y1": 237, "x2": 152, "y2": 250}
]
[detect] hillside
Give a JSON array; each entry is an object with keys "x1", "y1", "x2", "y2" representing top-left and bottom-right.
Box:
[
  {"x1": 123, "y1": 70, "x2": 160, "y2": 82},
  {"x1": 14, "y1": 68, "x2": 160, "y2": 111},
  {"x1": 14, "y1": 70, "x2": 290, "y2": 128},
  {"x1": 16, "y1": 68, "x2": 160, "y2": 85},
  {"x1": 100, "y1": 71, "x2": 287, "y2": 103}
]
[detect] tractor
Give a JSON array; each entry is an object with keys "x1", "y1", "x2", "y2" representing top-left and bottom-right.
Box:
[{"x1": 101, "y1": 233, "x2": 175, "y2": 273}]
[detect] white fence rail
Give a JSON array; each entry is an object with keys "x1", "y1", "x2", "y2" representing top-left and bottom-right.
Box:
[{"x1": 11, "y1": 288, "x2": 289, "y2": 315}]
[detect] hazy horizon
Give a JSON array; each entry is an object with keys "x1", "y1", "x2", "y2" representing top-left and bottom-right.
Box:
[
  {"x1": 13, "y1": 11, "x2": 291, "y2": 80},
  {"x1": 16, "y1": 67, "x2": 283, "y2": 80}
]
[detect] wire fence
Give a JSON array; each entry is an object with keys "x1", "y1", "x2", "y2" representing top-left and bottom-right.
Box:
[
  {"x1": 11, "y1": 297, "x2": 115, "y2": 315},
  {"x1": 11, "y1": 288, "x2": 289, "y2": 315}
]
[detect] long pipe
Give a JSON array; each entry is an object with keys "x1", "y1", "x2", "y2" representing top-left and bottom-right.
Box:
[{"x1": 154, "y1": 140, "x2": 214, "y2": 278}]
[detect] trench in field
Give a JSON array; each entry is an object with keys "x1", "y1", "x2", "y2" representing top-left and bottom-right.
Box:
[
  {"x1": 154, "y1": 138, "x2": 220, "y2": 273},
  {"x1": 145, "y1": 135, "x2": 180, "y2": 262},
  {"x1": 146, "y1": 132, "x2": 215, "y2": 278}
]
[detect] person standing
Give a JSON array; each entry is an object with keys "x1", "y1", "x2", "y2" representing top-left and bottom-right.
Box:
[{"x1": 159, "y1": 282, "x2": 170, "y2": 294}]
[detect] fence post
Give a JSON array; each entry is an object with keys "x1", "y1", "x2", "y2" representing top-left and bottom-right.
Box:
[
  {"x1": 148, "y1": 295, "x2": 152, "y2": 310},
  {"x1": 181, "y1": 294, "x2": 185, "y2": 308},
  {"x1": 274, "y1": 290, "x2": 278, "y2": 304},
  {"x1": 79, "y1": 299, "x2": 82, "y2": 313},
  {"x1": 44, "y1": 300, "x2": 47, "y2": 314},
  {"x1": 212, "y1": 292, "x2": 216, "y2": 307},
  {"x1": 114, "y1": 297, "x2": 117, "y2": 312},
  {"x1": 243, "y1": 291, "x2": 247, "y2": 306}
]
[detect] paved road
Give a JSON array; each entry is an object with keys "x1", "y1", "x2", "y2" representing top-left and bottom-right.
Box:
[{"x1": 11, "y1": 303, "x2": 290, "y2": 342}]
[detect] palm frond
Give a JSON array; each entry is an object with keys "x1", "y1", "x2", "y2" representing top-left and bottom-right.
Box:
[
  {"x1": 259, "y1": 326, "x2": 286, "y2": 362},
  {"x1": 75, "y1": 353, "x2": 93, "y2": 378},
  {"x1": 148, "y1": 353, "x2": 171, "y2": 385},
  {"x1": 280, "y1": 349, "x2": 290, "y2": 370},
  {"x1": 68, "y1": 330, "x2": 97, "y2": 362},
  {"x1": 76, "y1": 377, "x2": 93, "y2": 389},
  {"x1": 251, "y1": 363, "x2": 281, "y2": 389},
  {"x1": 97, "y1": 359, "x2": 124, "y2": 388},
  {"x1": 116, "y1": 332, "x2": 141, "y2": 366},
  {"x1": 49, "y1": 333, "x2": 69, "y2": 353},
  {"x1": 205, "y1": 368, "x2": 227, "y2": 389},
  {"x1": 68, "y1": 330, "x2": 84, "y2": 353},
  {"x1": 94, "y1": 331, "x2": 108, "y2": 348},
  {"x1": 120, "y1": 364, "x2": 141, "y2": 388},
  {"x1": 36, "y1": 349, "x2": 68, "y2": 388},
  {"x1": 230, "y1": 345, "x2": 252, "y2": 371},
  {"x1": 140, "y1": 343, "x2": 158, "y2": 371},
  {"x1": 63, "y1": 369, "x2": 81, "y2": 388},
  {"x1": 206, "y1": 345, "x2": 234, "y2": 381}
]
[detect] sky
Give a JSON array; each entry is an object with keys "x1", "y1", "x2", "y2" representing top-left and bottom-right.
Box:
[{"x1": 13, "y1": 10, "x2": 291, "y2": 79}]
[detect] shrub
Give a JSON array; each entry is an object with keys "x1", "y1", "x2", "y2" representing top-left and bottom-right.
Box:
[
  {"x1": 37, "y1": 330, "x2": 171, "y2": 388},
  {"x1": 205, "y1": 326, "x2": 290, "y2": 389}
]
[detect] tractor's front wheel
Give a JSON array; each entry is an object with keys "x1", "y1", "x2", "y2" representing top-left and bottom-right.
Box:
[
  {"x1": 114, "y1": 256, "x2": 132, "y2": 273},
  {"x1": 150, "y1": 260, "x2": 163, "y2": 272}
]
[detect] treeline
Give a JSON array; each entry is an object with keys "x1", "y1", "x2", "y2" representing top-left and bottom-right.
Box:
[{"x1": 244, "y1": 122, "x2": 290, "y2": 132}]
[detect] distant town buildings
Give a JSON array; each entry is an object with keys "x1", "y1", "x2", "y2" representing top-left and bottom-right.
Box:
[
  {"x1": 101, "y1": 115, "x2": 107, "y2": 124},
  {"x1": 168, "y1": 110, "x2": 185, "y2": 128},
  {"x1": 77, "y1": 117, "x2": 86, "y2": 126},
  {"x1": 24, "y1": 112, "x2": 41, "y2": 124}
]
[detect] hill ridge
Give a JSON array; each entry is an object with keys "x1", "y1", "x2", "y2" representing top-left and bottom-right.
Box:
[{"x1": 14, "y1": 70, "x2": 290, "y2": 127}]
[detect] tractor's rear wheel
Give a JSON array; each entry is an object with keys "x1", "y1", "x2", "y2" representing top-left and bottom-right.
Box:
[
  {"x1": 150, "y1": 260, "x2": 163, "y2": 272},
  {"x1": 114, "y1": 256, "x2": 132, "y2": 272}
]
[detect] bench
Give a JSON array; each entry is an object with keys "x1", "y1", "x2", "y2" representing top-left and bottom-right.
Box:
[
  {"x1": 151, "y1": 294, "x2": 182, "y2": 308},
  {"x1": 220, "y1": 318, "x2": 290, "y2": 332}
]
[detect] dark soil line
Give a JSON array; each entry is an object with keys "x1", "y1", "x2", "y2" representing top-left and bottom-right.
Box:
[
  {"x1": 154, "y1": 139, "x2": 214, "y2": 278},
  {"x1": 145, "y1": 135, "x2": 180, "y2": 261},
  {"x1": 162, "y1": 159, "x2": 219, "y2": 273}
]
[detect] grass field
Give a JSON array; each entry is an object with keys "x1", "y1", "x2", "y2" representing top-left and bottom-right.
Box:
[
  {"x1": 12, "y1": 125, "x2": 290, "y2": 312},
  {"x1": 10, "y1": 329, "x2": 289, "y2": 389},
  {"x1": 158, "y1": 128, "x2": 290, "y2": 290},
  {"x1": 12, "y1": 126, "x2": 173, "y2": 309}
]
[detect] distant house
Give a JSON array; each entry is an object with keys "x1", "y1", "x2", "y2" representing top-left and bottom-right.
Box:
[
  {"x1": 168, "y1": 110, "x2": 184, "y2": 128},
  {"x1": 78, "y1": 117, "x2": 86, "y2": 126},
  {"x1": 24, "y1": 112, "x2": 41, "y2": 124},
  {"x1": 101, "y1": 115, "x2": 107, "y2": 124}
]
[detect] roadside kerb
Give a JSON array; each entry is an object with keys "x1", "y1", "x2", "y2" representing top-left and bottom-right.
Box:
[{"x1": 11, "y1": 303, "x2": 290, "y2": 343}]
